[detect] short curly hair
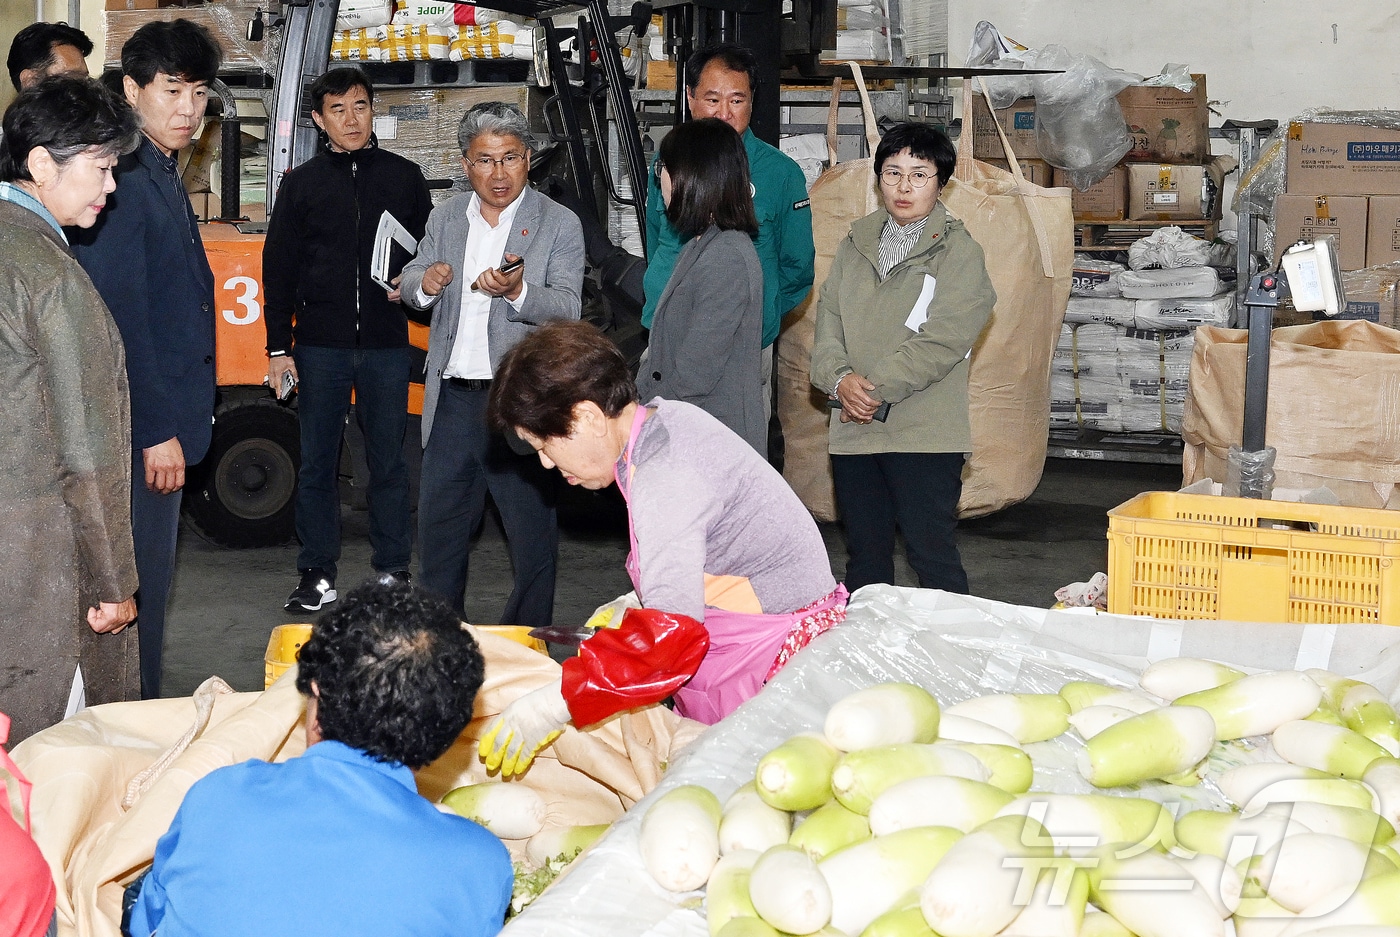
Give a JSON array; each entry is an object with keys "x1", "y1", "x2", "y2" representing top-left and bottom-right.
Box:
[{"x1": 295, "y1": 578, "x2": 484, "y2": 769}]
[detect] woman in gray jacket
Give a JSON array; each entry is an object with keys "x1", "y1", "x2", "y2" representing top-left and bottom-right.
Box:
[
  {"x1": 810, "y1": 122, "x2": 997, "y2": 594},
  {"x1": 636, "y1": 118, "x2": 766, "y2": 454}
]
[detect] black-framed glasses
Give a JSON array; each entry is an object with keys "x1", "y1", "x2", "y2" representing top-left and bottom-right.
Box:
[
  {"x1": 879, "y1": 168, "x2": 934, "y2": 189},
  {"x1": 468, "y1": 152, "x2": 527, "y2": 173}
]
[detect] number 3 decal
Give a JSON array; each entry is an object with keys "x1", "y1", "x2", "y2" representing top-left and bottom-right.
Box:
[{"x1": 222, "y1": 275, "x2": 261, "y2": 325}]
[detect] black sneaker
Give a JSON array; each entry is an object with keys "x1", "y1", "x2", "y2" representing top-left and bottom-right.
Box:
[{"x1": 285, "y1": 568, "x2": 337, "y2": 612}]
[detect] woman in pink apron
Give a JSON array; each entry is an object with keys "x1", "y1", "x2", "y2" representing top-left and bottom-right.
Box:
[{"x1": 477, "y1": 321, "x2": 846, "y2": 776}]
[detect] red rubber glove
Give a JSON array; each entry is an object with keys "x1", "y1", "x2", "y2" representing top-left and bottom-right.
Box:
[{"x1": 560, "y1": 607, "x2": 709, "y2": 728}]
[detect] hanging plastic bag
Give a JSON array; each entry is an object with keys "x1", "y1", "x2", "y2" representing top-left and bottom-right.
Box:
[
  {"x1": 1028, "y1": 45, "x2": 1137, "y2": 190},
  {"x1": 964, "y1": 21, "x2": 1034, "y2": 109}
]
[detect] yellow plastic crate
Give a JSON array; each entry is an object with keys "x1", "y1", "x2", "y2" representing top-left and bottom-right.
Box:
[
  {"x1": 264, "y1": 623, "x2": 313, "y2": 688},
  {"x1": 1107, "y1": 491, "x2": 1400, "y2": 624}
]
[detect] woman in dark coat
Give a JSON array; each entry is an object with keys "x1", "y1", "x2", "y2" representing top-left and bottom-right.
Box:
[
  {"x1": 635, "y1": 118, "x2": 766, "y2": 454},
  {"x1": 0, "y1": 77, "x2": 143, "y2": 742}
]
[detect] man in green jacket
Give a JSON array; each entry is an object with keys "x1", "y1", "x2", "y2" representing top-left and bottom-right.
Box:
[{"x1": 643, "y1": 43, "x2": 815, "y2": 433}]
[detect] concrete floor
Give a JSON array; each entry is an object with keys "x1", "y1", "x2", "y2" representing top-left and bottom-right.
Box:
[{"x1": 160, "y1": 457, "x2": 1181, "y2": 697}]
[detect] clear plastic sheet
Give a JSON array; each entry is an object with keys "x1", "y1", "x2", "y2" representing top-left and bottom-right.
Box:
[
  {"x1": 1027, "y1": 46, "x2": 1137, "y2": 190},
  {"x1": 501, "y1": 585, "x2": 1400, "y2": 937},
  {"x1": 104, "y1": 2, "x2": 278, "y2": 74}
]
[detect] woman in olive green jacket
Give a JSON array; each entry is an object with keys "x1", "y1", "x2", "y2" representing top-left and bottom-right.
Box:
[{"x1": 810, "y1": 122, "x2": 996, "y2": 594}]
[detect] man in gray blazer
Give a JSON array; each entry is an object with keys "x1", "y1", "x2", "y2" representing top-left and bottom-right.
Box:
[{"x1": 400, "y1": 102, "x2": 584, "y2": 625}]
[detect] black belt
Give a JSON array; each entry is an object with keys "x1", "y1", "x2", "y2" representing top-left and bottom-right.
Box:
[{"x1": 445, "y1": 377, "x2": 492, "y2": 391}]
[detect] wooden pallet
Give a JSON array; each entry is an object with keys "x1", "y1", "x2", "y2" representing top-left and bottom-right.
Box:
[{"x1": 1075, "y1": 219, "x2": 1218, "y2": 250}]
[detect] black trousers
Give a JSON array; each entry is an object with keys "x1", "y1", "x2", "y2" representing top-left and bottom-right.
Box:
[{"x1": 831, "y1": 451, "x2": 969, "y2": 594}]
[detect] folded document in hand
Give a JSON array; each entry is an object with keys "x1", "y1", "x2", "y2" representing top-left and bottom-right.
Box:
[{"x1": 371, "y1": 210, "x2": 418, "y2": 291}]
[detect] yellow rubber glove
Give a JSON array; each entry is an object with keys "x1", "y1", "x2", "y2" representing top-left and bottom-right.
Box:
[
  {"x1": 584, "y1": 591, "x2": 641, "y2": 631},
  {"x1": 477, "y1": 678, "x2": 571, "y2": 777}
]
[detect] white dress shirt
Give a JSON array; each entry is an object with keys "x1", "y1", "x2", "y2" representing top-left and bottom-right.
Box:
[{"x1": 426, "y1": 190, "x2": 529, "y2": 379}]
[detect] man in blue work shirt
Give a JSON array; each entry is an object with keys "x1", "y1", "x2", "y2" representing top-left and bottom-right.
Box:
[
  {"x1": 128, "y1": 578, "x2": 512, "y2": 937},
  {"x1": 642, "y1": 43, "x2": 816, "y2": 434}
]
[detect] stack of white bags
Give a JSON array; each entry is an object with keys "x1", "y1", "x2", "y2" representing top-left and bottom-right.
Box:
[{"x1": 1052, "y1": 227, "x2": 1234, "y2": 434}]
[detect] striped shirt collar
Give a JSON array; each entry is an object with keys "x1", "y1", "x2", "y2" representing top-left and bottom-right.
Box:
[
  {"x1": 877, "y1": 214, "x2": 927, "y2": 278},
  {"x1": 0, "y1": 181, "x2": 65, "y2": 242}
]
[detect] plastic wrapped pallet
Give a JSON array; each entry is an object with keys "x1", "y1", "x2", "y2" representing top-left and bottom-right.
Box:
[
  {"x1": 373, "y1": 85, "x2": 537, "y2": 193},
  {"x1": 1117, "y1": 265, "x2": 1221, "y2": 299},
  {"x1": 1064, "y1": 294, "x2": 1135, "y2": 326},
  {"x1": 1133, "y1": 291, "x2": 1234, "y2": 330},
  {"x1": 498, "y1": 584, "x2": 1400, "y2": 936},
  {"x1": 104, "y1": 0, "x2": 275, "y2": 73},
  {"x1": 1050, "y1": 323, "x2": 1120, "y2": 430},
  {"x1": 449, "y1": 21, "x2": 520, "y2": 61},
  {"x1": 899, "y1": 0, "x2": 947, "y2": 57}
]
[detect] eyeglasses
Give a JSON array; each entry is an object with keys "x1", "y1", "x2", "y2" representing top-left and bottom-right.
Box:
[
  {"x1": 879, "y1": 168, "x2": 935, "y2": 189},
  {"x1": 467, "y1": 152, "x2": 527, "y2": 173}
]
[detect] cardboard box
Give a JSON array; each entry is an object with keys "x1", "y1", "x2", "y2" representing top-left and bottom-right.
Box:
[
  {"x1": 1125, "y1": 162, "x2": 1211, "y2": 221},
  {"x1": 983, "y1": 158, "x2": 1053, "y2": 188},
  {"x1": 1118, "y1": 75, "x2": 1209, "y2": 164},
  {"x1": 1367, "y1": 196, "x2": 1400, "y2": 267},
  {"x1": 971, "y1": 96, "x2": 1039, "y2": 161},
  {"x1": 1055, "y1": 165, "x2": 1127, "y2": 221},
  {"x1": 646, "y1": 59, "x2": 675, "y2": 91},
  {"x1": 1272, "y1": 194, "x2": 1369, "y2": 271},
  {"x1": 105, "y1": 2, "x2": 266, "y2": 70},
  {"x1": 373, "y1": 85, "x2": 536, "y2": 188},
  {"x1": 1286, "y1": 121, "x2": 1400, "y2": 196}
]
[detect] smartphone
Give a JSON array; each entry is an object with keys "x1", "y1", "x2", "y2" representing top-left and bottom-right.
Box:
[
  {"x1": 278, "y1": 368, "x2": 298, "y2": 401},
  {"x1": 498, "y1": 256, "x2": 524, "y2": 275}
]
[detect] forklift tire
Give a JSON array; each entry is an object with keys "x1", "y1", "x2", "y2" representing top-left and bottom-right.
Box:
[{"x1": 183, "y1": 397, "x2": 300, "y2": 548}]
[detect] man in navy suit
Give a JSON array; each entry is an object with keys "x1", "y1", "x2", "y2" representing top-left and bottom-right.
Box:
[{"x1": 72, "y1": 20, "x2": 221, "y2": 698}]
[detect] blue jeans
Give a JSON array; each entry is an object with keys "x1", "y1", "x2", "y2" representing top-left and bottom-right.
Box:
[
  {"x1": 292, "y1": 345, "x2": 412, "y2": 579},
  {"x1": 418, "y1": 380, "x2": 557, "y2": 625},
  {"x1": 832, "y1": 451, "x2": 969, "y2": 594}
]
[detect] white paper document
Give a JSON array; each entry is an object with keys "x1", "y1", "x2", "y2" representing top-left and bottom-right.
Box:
[
  {"x1": 371, "y1": 210, "x2": 418, "y2": 291},
  {"x1": 905, "y1": 274, "x2": 936, "y2": 331}
]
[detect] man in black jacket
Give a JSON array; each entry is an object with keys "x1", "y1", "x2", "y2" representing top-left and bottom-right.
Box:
[
  {"x1": 263, "y1": 67, "x2": 432, "y2": 612},
  {"x1": 71, "y1": 19, "x2": 221, "y2": 698}
]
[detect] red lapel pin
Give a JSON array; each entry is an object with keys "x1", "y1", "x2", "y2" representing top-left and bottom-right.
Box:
[{"x1": 521, "y1": 229, "x2": 529, "y2": 236}]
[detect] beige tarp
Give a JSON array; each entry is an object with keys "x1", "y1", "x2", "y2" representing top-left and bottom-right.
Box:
[
  {"x1": 13, "y1": 628, "x2": 704, "y2": 937},
  {"x1": 1181, "y1": 319, "x2": 1400, "y2": 508}
]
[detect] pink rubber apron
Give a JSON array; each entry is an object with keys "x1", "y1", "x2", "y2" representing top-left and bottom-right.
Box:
[{"x1": 614, "y1": 406, "x2": 847, "y2": 724}]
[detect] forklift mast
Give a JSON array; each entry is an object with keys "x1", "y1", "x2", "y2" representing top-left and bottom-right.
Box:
[{"x1": 263, "y1": 0, "x2": 650, "y2": 253}]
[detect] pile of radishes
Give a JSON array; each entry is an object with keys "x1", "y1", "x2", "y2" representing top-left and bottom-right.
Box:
[{"x1": 636, "y1": 661, "x2": 1400, "y2": 937}]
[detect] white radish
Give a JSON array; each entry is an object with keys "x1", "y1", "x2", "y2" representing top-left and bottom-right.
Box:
[
  {"x1": 823, "y1": 683, "x2": 941, "y2": 751},
  {"x1": 1276, "y1": 870, "x2": 1400, "y2": 935},
  {"x1": 524, "y1": 823, "x2": 609, "y2": 866},
  {"x1": 829, "y1": 743, "x2": 988, "y2": 814},
  {"x1": 1219, "y1": 763, "x2": 1334, "y2": 808},
  {"x1": 1175, "y1": 805, "x2": 1308, "y2": 862},
  {"x1": 439, "y1": 782, "x2": 546, "y2": 840},
  {"x1": 939, "y1": 741, "x2": 1035, "y2": 793},
  {"x1": 707, "y1": 849, "x2": 761, "y2": 937},
  {"x1": 1288, "y1": 927, "x2": 1400, "y2": 937},
  {"x1": 861, "y1": 904, "x2": 937, "y2": 937},
  {"x1": 788, "y1": 799, "x2": 869, "y2": 860},
  {"x1": 640, "y1": 784, "x2": 722, "y2": 892},
  {"x1": 1282, "y1": 802, "x2": 1393, "y2": 846},
  {"x1": 1272, "y1": 721, "x2": 1391, "y2": 779},
  {"x1": 1175, "y1": 671, "x2": 1322, "y2": 740},
  {"x1": 1242, "y1": 778, "x2": 1380, "y2": 815},
  {"x1": 1068, "y1": 704, "x2": 1140, "y2": 741},
  {"x1": 868, "y1": 775, "x2": 1013, "y2": 836},
  {"x1": 748, "y1": 844, "x2": 832, "y2": 935},
  {"x1": 1176, "y1": 851, "x2": 1244, "y2": 918},
  {"x1": 996, "y1": 793, "x2": 1176, "y2": 857},
  {"x1": 1308, "y1": 670, "x2": 1400, "y2": 758},
  {"x1": 754, "y1": 733, "x2": 839, "y2": 811},
  {"x1": 1077, "y1": 706, "x2": 1216, "y2": 788},
  {"x1": 919, "y1": 814, "x2": 1053, "y2": 937},
  {"x1": 944, "y1": 693, "x2": 1071, "y2": 744},
  {"x1": 999, "y1": 858, "x2": 1088, "y2": 937},
  {"x1": 1247, "y1": 832, "x2": 1375, "y2": 914},
  {"x1": 1086, "y1": 847, "x2": 1226, "y2": 937},
  {"x1": 1140, "y1": 657, "x2": 1246, "y2": 701},
  {"x1": 937, "y1": 712, "x2": 1023, "y2": 748},
  {"x1": 1234, "y1": 894, "x2": 1299, "y2": 937},
  {"x1": 720, "y1": 782, "x2": 792, "y2": 855},
  {"x1": 1364, "y1": 758, "x2": 1400, "y2": 831},
  {"x1": 1059, "y1": 681, "x2": 1160, "y2": 715},
  {"x1": 1079, "y1": 909, "x2": 1136, "y2": 937},
  {"x1": 817, "y1": 825, "x2": 962, "y2": 935}
]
